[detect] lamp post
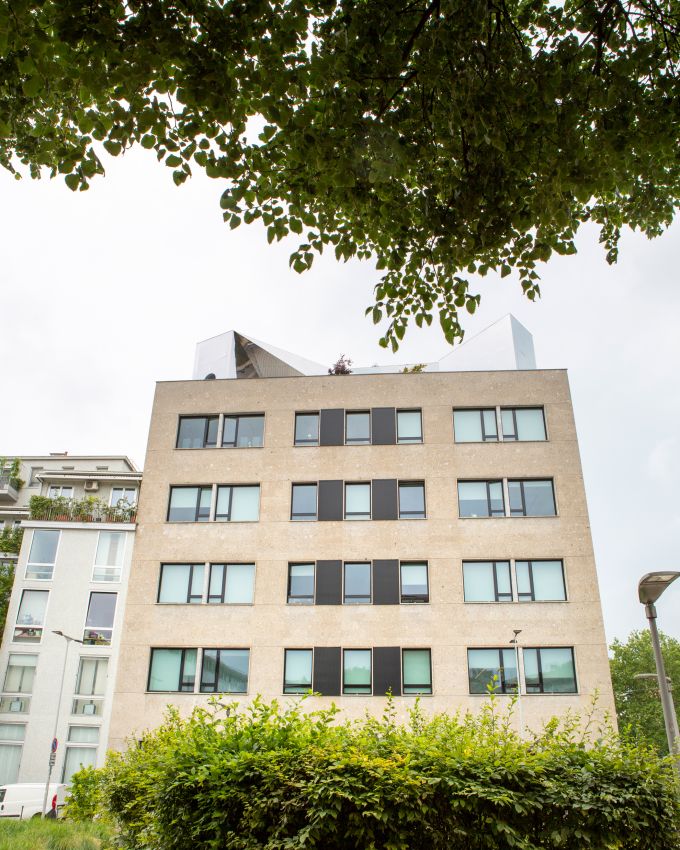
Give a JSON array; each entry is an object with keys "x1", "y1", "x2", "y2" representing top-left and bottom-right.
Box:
[
  {"x1": 42, "y1": 630, "x2": 84, "y2": 817},
  {"x1": 510, "y1": 629, "x2": 523, "y2": 737},
  {"x1": 638, "y1": 572, "x2": 680, "y2": 773}
]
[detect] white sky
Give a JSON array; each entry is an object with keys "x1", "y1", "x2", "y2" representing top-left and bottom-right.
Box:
[{"x1": 1, "y1": 147, "x2": 678, "y2": 643}]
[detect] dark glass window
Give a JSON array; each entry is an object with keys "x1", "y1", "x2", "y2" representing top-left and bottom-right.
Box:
[
  {"x1": 167, "y1": 487, "x2": 212, "y2": 522},
  {"x1": 400, "y1": 562, "x2": 429, "y2": 603},
  {"x1": 516, "y1": 560, "x2": 566, "y2": 601},
  {"x1": 402, "y1": 649, "x2": 432, "y2": 694},
  {"x1": 463, "y1": 561, "x2": 512, "y2": 602},
  {"x1": 284, "y1": 649, "x2": 313, "y2": 693},
  {"x1": 345, "y1": 412, "x2": 370, "y2": 445},
  {"x1": 291, "y1": 484, "x2": 318, "y2": 520},
  {"x1": 398, "y1": 482, "x2": 426, "y2": 518},
  {"x1": 396, "y1": 410, "x2": 422, "y2": 444},
  {"x1": 508, "y1": 480, "x2": 556, "y2": 516},
  {"x1": 157, "y1": 564, "x2": 204, "y2": 604},
  {"x1": 222, "y1": 415, "x2": 264, "y2": 448},
  {"x1": 148, "y1": 648, "x2": 196, "y2": 692},
  {"x1": 83, "y1": 592, "x2": 117, "y2": 645},
  {"x1": 453, "y1": 409, "x2": 498, "y2": 442},
  {"x1": 294, "y1": 413, "x2": 319, "y2": 446},
  {"x1": 288, "y1": 564, "x2": 315, "y2": 604},
  {"x1": 176, "y1": 416, "x2": 218, "y2": 449},
  {"x1": 345, "y1": 483, "x2": 371, "y2": 520},
  {"x1": 200, "y1": 649, "x2": 249, "y2": 693},
  {"x1": 343, "y1": 563, "x2": 371, "y2": 604},
  {"x1": 524, "y1": 648, "x2": 576, "y2": 693},
  {"x1": 501, "y1": 408, "x2": 546, "y2": 441},
  {"x1": 343, "y1": 649, "x2": 371, "y2": 694},
  {"x1": 468, "y1": 648, "x2": 518, "y2": 694},
  {"x1": 457, "y1": 481, "x2": 505, "y2": 517}
]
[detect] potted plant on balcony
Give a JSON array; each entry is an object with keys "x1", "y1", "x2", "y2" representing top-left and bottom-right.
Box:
[{"x1": 51, "y1": 495, "x2": 71, "y2": 521}]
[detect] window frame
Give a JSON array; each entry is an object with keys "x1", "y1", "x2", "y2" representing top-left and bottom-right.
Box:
[
  {"x1": 507, "y1": 479, "x2": 556, "y2": 517},
  {"x1": 457, "y1": 480, "x2": 505, "y2": 518},
  {"x1": 167, "y1": 486, "x2": 212, "y2": 522},
  {"x1": 500, "y1": 407, "x2": 547, "y2": 442},
  {"x1": 467, "y1": 647, "x2": 519, "y2": 695},
  {"x1": 399, "y1": 561, "x2": 429, "y2": 604},
  {"x1": 294, "y1": 412, "x2": 320, "y2": 446},
  {"x1": 214, "y1": 485, "x2": 260, "y2": 522},
  {"x1": 92, "y1": 531, "x2": 126, "y2": 583},
  {"x1": 345, "y1": 411, "x2": 371, "y2": 445},
  {"x1": 396, "y1": 409, "x2": 423, "y2": 444},
  {"x1": 147, "y1": 648, "x2": 197, "y2": 693},
  {"x1": 82, "y1": 592, "x2": 117, "y2": 646},
  {"x1": 462, "y1": 560, "x2": 513, "y2": 603},
  {"x1": 25, "y1": 528, "x2": 60, "y2": 581},
  {"x1": 157, "y1": 563, "x2": 205, "y2": 604},
  {"x1": 343, "y1": 562, "x2": 372, "y2": 604},
  {"x1": 283, "y1": 648, "x2": 313, "y2": 694},
  {"x1": 207, "y1": 563, "x2": 255, "y2": 604},
  {"x1": 13, "y1": 589, "x2": 49, "y2": 644},
  {"x1": 221, "y1": 414, "x2": 265, "y2": 449},
  {"x1": 2, "y1": 654, "x2": 38, "y2": 695},
  {"x1": 453, "y1": 408, "x2": 499, "y2": 443},
  {"x1": 523, "y1": 647, "x2": 577, "y2": 694},
  {"x1": 398, "y1": 481, "x2": 426, "y2": 519},
  {"x1": 344, "y1": 482, "x2": 371, "y2": 520},
  {"x1": 287, "y1": 563, "x2": 315, "y2": 605},
  {"x1": 291, "y1": 483, "x2": 318, "y2": 521},
  {"x1": 109, "y1": 487, "x2": 138, "y2": 508},
  {"x1": 515, "y1": 559, "x2": 567, "y2": 602},
  {"x1": 402, "y1": 648, "x2": 433, "y2": 695},
  {"x1": 176, "y1": 415, "x2": 219, "y2": 449},
  {"x1": 342, "y1": 648, "x2": 372, "y2": 695},
  {"x1": 48, "y1": 484, "x2": 74, "y2": 499},
  {"x1": 199, "y1": 648, "x2": 250, "y2": 694}
]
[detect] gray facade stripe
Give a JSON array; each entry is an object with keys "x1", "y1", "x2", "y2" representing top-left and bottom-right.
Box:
[
  {"x1": 372, "y1": 560, "x2": 400, "y2": 604},
  {"x1": 373, "y1": 647, "x2": 402, "y2": 696},
  {"x1": 319, "y1": 409, "x2": 344, "y2": 446},
  {"x1": 371, "y1": 408, "x2": 396, "y2": 445},
  {"x1": 371, "y1": 479, "x2": 398, "y2": 520},
  {"x1": 313, "y1": 646, "x2": 342, "y2": 696},
  {"x1": 316, "y1": 560, "x2": 343, "y2": 605},
  {"x1": 318, "y1": 480, "x2": 343, "y2": 521}
]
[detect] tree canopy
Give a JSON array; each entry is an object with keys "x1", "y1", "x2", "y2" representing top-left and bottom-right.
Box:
[
  {"x1": 610, "y1": 629, "x2": 680, "y2": 755},
  {"x1": 2, "y1": 0, "x2": 678, "y2": 347}
]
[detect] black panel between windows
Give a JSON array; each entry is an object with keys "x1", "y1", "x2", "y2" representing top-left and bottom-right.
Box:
[
  {"x1": 373, "y1": 647, "x2": 402, "y2": 696},
  {"x1": 313, "y1": 646, "x2": 342, "y2": 696},
  {"x1": 319, "y1": 409, "x2": 344, "y2": 446},
  {"x1": 372, "y1": 560, "x2": 400, "y2": 605},
  {"x1": 371, "y1": 479, "x2": 398, "y2": 520},
  {"x1": 371, "y1": 408, "x2": 396, "y2": 445},
  {"x1": 316, "y1": 561, "x2": 343, "y2": 605},
  {"x1": 318, "y1": 480, "x2": 343, "y2": 521}
]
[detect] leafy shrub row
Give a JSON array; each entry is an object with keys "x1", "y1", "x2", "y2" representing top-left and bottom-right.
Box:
[{"x1": 68, "y1": 697, "x2": 680, "y2": 850}]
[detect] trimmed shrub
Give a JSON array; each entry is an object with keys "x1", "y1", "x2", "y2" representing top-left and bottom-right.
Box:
[{"x1": 69, "y1": 697, "x2": 680, "y2": 850}]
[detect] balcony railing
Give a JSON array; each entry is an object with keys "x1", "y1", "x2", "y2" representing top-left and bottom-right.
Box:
[{"x1": 29, "y1": 500, "x2": 136, "y2": 524}]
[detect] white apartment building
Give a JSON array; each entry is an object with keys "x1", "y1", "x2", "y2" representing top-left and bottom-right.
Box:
[{"x1": 0, "y1": 454, "x2": 140, "y2": 785}]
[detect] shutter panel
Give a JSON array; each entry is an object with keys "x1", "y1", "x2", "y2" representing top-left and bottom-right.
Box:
[
  {"x1": 313, "y1": 647, "x2": 341, "y2": 696},
  {"x1": 371, "y1": 479, "x2": 398, "y2": 520},
  {"x1": 371, "y1": 408, "x2": 396, "y2": 445},
  {"x1": 316, "y1": 561, "x2": 342, "y2": 605},
  {"x1": 372, "y1": 560, "x2": 400, "y2": 605},
  {"x1": 318, "y1": 480, "x2": 343, "y2": 521},
  {"x1": 373, "y1": 647, "x2": 402, "y2": 696},
  {"x1": 320, "y1": 409, "x2": 344, "y2": 446}
]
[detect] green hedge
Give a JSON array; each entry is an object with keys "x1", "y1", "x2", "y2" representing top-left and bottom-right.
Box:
[{"x1": 68, "y1": 698, "x2": 680, "y2": 850}]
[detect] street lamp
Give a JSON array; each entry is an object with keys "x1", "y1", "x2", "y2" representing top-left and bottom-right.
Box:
[
  {"x1": 510, "y1": 629, "x2": 523, "y2": 736},
  {"x1": 638, "y1": 572, "x2": 680, "y2": 770},
  {"x1": 42, "y1": 631, "x2": 84, "y2": 817}
]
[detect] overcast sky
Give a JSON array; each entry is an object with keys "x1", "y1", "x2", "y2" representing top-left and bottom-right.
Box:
[{"x1": 1, "y1": 147, "x2": 678, "y2": 643}]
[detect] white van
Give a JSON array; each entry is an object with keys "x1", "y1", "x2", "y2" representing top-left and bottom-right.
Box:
[{"x1": 0, "y1": 783, "x2": 67, "y2": 819}]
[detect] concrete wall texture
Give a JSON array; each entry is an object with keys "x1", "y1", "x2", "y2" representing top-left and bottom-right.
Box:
[{"x1": 110, "y1": 369, "x2": 614, "y2": 749}]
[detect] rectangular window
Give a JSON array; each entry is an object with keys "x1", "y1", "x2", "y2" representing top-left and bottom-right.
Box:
[
  {"x1": 148, "y1": 648, "x2": 197, "y2": 692},
  {"x1": 343, "y1": 563, "x2": 371, "y2": 604},
  {"x1": 3, "y1": 655, "x2": 37, "y2": 694},
  {"x1": 222, "y1": 414, "x2": 265, "y2": 448},
  {"x1": 291, "y1": 484, "x2": 318, "y2": 520},
  {"x1": 453, "y1": 409, "x2": 498, "y2": 442},
  {"x1": 48, "y1": 485, "x2": 74, "y2": 499},
  {"x1": 215, "y1": 486, "x2": 260, "y2": 522},
  {"x1": 168, "y1": 486, "x2": 212, "y2": 522},
  {"x1": 0, "y1": 724, "x2": 24, "y2": 784},
  {"x1": 68, "y1": 726, "x2": 99, "y2": 744},
  {"x1": 13, "y1": 590, "x2": 48, "y2": 643},
  {"x1": 73, "y1": 656, "x2": 108, "y2": 716},
  {"x1": 345, "y1": 411, "x2": 371, "y2": 445},
  {"x1": 344, "y1": 483, "x2": 371, "y2": 520},
  {"x1": 343, "y1": 649, "x2": 371, "y2": 694},
  {"x1": 524, "y1": 647, "x2": 577, "y2": 693},
  {"x1": 457, "y1": 481, "x2": 505, "y2": 517},
  {"x1": 177, "y1": 416, "x2": 218, "y2": 449},
  {"x1": 83, "y1": 592, "x2": 117, "y2": 645},
  {"x1": 294, "y1": 413, "x2": 319, "y2": 446},
  {"x1": 400, "y1": 562, "x2": 429, "y2": 603},
  {"x1": 157, "y1": 564, "x2": 204, "y2": 604},
  {"x1": 468, "y1": 648, "x2": 518, "y2": 694},
  {"x1": 93, "y1": 532, "x2": 125, "y2": 582},
  {"x1": 283, "y1": 649, "x2": 313, "y2": 694},
  {"x1": 516, "y1": 560, "x2": 566, "y2": 601},
  {"x1": 402, "y1": 649, "x2": 432, "y2": 694},
  {"x1": 287, "y1": 564, "x2": 315, "y2": 604},
  {"x1": 508, "y1": 480, "x2": 556, "y2": 517},
  {"x1": 398, "y1": 482, "x2": 426, "y2": 519},
  {"x1": 463, "y1": 561, "x2": 512, "y2": 602},
  {"x1": 62, "y1": 746, "x2": 97, "y2": 783},
  {"x1": 110, "y1": 487, "x2": 137, "y2": 507},
  {"x1": 200, "y1": 649, "x2": 249, "y2": 693},
  {"x1": 208, "y1": 564, "x2": 255, "y2": 604},
  {"x1": 501, "y1": 408, "x2": 546, "y2": 441},
  {"x1": 396, "y1": 410, "x2": 423, "y2": 444},
  {"x1": 26, "y1": 529, "x2": 59, "y2": 580}
]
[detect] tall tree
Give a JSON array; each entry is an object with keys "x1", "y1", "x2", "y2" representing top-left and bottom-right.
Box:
[
  {"x1": 610, "y1": 630, "x2": 680, "y2": 754},
  {"x1": 2, "y1": 1, "x2": 678, "y2": 347}
]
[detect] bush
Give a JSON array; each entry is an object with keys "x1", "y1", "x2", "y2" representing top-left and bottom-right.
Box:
[
  {"x1": 69, "y1": 697, "x2": 680, "y2": 850},
  {"x1": 0, "y1": 818, "x2": 113, "y2": 850}
]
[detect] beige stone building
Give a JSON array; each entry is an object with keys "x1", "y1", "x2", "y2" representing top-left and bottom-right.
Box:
[{"x1": 110, "y1": 322, "x2": 614, "y2": 749}]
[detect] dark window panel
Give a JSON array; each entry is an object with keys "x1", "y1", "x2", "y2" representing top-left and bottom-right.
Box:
[
  {"x1": 372, "y1": 560, "x2": 400, "y2": 605},
  {"x1": 319, "y1": 409, "x2": 344, "y2": 446},
  {"x1": 313, "y1": 646, "x2": 342, "y2": 696},
  {"x1": 371, "y1": 479, "x2": 398, "y2": 521},
  {"x1": 318, "y1": 480, "x2": 343, "y2": 521},
  {"x1": 371, "y1": 408, "x2": 396, "y2": 445},
  {"x1": 373, "y1": 647, "x2": 402, "y2": 696},
  {"x1": 315, "y1": 561, "x2": 342, "y2": 605}
]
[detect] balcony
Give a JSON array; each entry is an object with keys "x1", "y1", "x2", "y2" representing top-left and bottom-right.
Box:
[
  {"x1": 0, "y1": 476, "x2": 19, "y2": 504},
  {"x1": 29, "y1": 496, "x2": 136, "y2": 525}
]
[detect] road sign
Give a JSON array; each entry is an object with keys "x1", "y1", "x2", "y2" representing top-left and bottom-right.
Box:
[{"x1": 51, "y1": 737, "x2": 58, "y2": 753}]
